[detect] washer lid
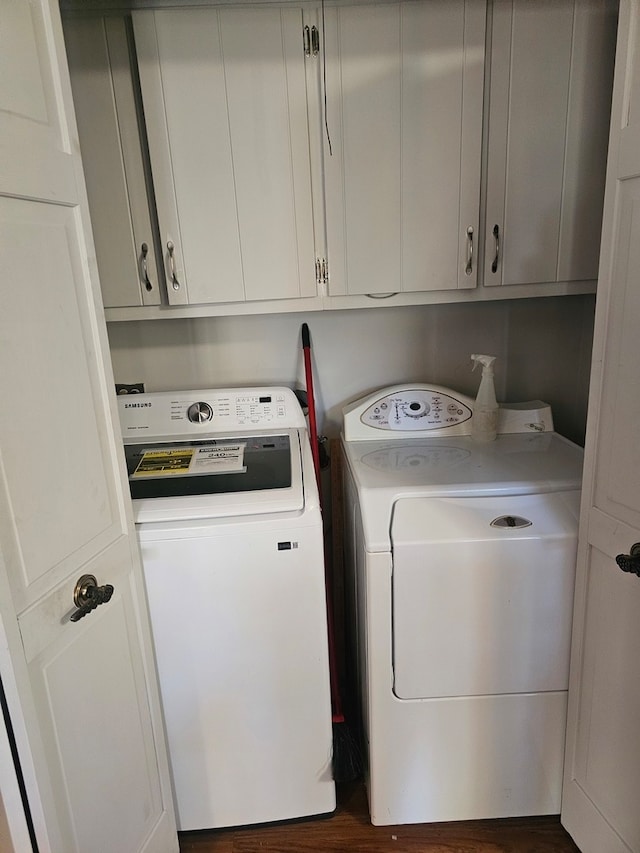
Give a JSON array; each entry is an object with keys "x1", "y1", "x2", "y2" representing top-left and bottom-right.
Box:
[
  {"x1": 126, "y1": 434, "x2": 292, "y2": 497},
  {"x1": 128, "y1": 429, "x2": 306, "y2": 523}
]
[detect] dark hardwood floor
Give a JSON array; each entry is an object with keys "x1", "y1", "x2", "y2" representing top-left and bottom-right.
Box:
[{"x1": 178, "y1": 781, "x2": 580, "y2": 852}]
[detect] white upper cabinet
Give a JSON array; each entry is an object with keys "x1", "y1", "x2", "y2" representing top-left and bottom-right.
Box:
[
  {"x1": 133, "y1": 7, "x2": 318, "y2": 306},
  {"x1": 62, "y1": 1, "x2": 618, "y2": 316},
  {"x1": 322, "y1": 0, "x2": 486, "y2": 297},
  {"x1": 64, "y1": 16, "x2": 163, "y2": 308},
  {"x1": 484, "y1": 0, "x2": 618, "y2": 288}
]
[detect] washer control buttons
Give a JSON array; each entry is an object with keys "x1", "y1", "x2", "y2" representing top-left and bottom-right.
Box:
[{"x1": 187, "y1": 402, "x2": 213, "y2": 423}]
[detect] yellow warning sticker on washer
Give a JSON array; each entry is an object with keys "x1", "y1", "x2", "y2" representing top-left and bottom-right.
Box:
[
  {"x1": 131, "y1": 443, "x2": 246, "y2": 479},
  {"x1": 132, "y1": 449, "x2": 194, "y2": 477}
]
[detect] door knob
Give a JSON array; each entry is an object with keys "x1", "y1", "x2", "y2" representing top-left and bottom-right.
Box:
[
  {"x1": 70, "y1": 574, "x2": 114, "y2": 622},
  {"x1": 615, "y1": 543, "x2": 640, "y2": 578}
]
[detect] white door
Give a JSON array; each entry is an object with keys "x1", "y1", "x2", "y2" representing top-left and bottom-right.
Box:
[
  {"x1": 0, "y1": 2, "x2": 177, "y2": 852},
  {"x1": 562, "y1": 3, "x2": 640, "y2": 852}
]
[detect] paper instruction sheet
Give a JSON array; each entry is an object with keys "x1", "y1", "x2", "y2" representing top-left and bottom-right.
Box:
[{"x1": 131, "y1": 443, "x2": 246, "y2": 479}]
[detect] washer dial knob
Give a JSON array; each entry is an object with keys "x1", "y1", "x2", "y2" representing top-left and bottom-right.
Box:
[
  {"x1": 187, "y1": 402, "x2": 213, "y2": 423},
  {"x1": 405, "y1": 400, "x2": 430, "y2": 418}
]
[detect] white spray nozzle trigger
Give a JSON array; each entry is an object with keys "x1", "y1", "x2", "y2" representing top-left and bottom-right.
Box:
[{"x1": 471, "y1": 354, "x2": 496, "y2": 373}]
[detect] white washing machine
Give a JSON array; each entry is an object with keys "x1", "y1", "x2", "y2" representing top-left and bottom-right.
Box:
[
  {"x1": 118, "y1": 387, "x2": 335, "y2": 831},
  {"x1": 341, "y1": 384, "x2": 583, "y2": 826}
]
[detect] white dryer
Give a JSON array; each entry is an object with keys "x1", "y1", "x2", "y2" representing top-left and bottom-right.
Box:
[
  {"x1": 119, "y1": 387, "x2": 335, "y2": 831},
  {"x1": 341, "y1": 384, "x2": 583, "y2": 826}
]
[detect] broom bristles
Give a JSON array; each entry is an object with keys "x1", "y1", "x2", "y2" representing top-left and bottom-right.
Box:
[{"x1": 332, "y1": 720, "x2": 362, "y2": 783}]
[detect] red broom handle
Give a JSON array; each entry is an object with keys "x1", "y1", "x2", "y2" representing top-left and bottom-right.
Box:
[{"x1": 302, "y1": 324, "x2": 321, "y2": 495}]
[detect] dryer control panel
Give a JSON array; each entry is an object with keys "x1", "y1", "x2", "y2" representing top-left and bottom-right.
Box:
[
  {"x1": 343, "y1": 385, "x2": 554, "y2": 441},
  {"x1": 360, "y1": 389, "x2": 472, "y2": 431}
]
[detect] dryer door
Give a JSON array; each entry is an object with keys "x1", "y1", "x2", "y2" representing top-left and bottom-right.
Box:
[{"x1": 390, "y1": 492, "x2": 580, "y2": 700}]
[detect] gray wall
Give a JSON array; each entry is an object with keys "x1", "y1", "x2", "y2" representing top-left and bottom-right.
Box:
[{"x1": 107, "y1": 294, "x2": 595, "y2": 446}]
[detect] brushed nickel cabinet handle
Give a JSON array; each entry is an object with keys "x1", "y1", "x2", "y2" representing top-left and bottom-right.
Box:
[
  {"x1": 465, "y1": 226, "x2": 474, "y2": 276},
  {"x1": 491, "y1": 224, "x2": 500, "y2": 274},
  {"x1": 167, "y1": 241, "x2": 180, "y2": 291},
  {"x1": 140, "y1": 242, "x2": 153, "y2": 291}
]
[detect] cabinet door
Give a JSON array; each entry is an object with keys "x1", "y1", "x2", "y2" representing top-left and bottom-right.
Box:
[
  {"x1": 64, "y1": 16, "x2": 163, "y2": 308},
  {"x1": 484, "y1": 0, "x2": 617, "y2": 288},
  {"x1": 134, "y1": 7, "x2": 317, "y2": 306},
  {"x1": 323, "y1": 0, "x2": 485, "y2": 296}
]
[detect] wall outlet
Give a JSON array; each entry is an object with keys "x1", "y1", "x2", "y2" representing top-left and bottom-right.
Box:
[{"x1": 115, "y1": 383, "x2": 145, "y2": 395}]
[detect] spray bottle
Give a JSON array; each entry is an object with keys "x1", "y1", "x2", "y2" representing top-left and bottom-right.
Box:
[{"x1": 471, "y1": 354, "x2": 498, "y2": 442}]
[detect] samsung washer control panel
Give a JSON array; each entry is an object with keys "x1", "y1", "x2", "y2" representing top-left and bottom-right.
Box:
[
  {"x1": 360, "y1": 389, "x2": 473, "y2": 431},
  {"x1": 119, "y1": 386, "x2": 306, "y2": 438}
]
